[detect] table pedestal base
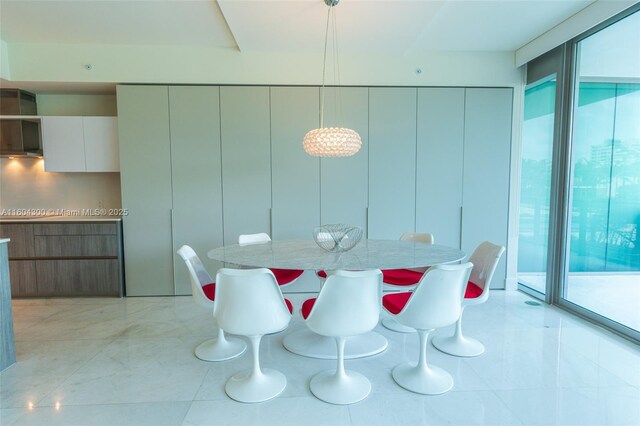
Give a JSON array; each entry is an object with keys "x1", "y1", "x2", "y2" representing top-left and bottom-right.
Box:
[{"x1": 283, "y1": 329, "x2": 388, "y2": 359}]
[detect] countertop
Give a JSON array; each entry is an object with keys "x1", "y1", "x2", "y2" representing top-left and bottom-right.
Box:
[{"x1": 0, "y1": 216, "x2": 122, "y2": 223}]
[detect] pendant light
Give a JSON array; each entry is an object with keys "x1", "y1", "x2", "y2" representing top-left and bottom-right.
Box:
[{"x1": 303, "y1": 0, "x2": 361, "y2": 157}]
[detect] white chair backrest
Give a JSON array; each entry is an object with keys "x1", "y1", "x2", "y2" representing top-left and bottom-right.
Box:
[
  {"x1": 214, "y1": 268, "x2": 291, "y2": 336},
  {"x1": 238, "y1": 233, "x2": 271, "y2": 245},
  {"x1": 305, "y1": 270, "x2": 383, "y2": 337},
  {"x1": 400, "y1": 232, "x2": 434, "y2": 273},
  {"x1": 468, "y1": 241, "x2": 505, "y2": 293},
  {"x1": 395, "y1": 263, "x2": 473, "y2": 330},
  {"x1": 176, "y1": 245, "x2": 214, "y2": 309},
  {"x1": 400, "y1": 232, "x2": 434, "y2": 245}
]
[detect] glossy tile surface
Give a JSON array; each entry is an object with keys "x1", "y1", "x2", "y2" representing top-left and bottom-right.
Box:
[{"x1": 1, "y1": 291, "x2": 638, "y2": 425}]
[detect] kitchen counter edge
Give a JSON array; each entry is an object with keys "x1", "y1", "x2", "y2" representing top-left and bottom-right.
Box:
[{"x1": 0, "y1": 216, "x2": 122, "y2": 223}]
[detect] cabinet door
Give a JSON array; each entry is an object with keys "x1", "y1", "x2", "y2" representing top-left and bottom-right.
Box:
[
  {"x1": 35, "y1": 259, "x2": 120, "y2": 296},
  {"x1": 0, "y1": 224, "x2": 35, "y2": 258},
  {"x1": 270, "y1": 87, "x2": 320, "y2": 239},
  {"x1": 462, "y1": 88, "x2": 513, "y2": 288},
  {"x1": 169, "y1": 86, "x2": 224, "y2": 295},
  {"x1": 117, "y1": 85, "x2": 174, "y2": 296},
  {"x1": 8, "y1": 260, "x2": 37, "y2": 296},
  {"x1": 83, "y1": 117, "x2": 119, "y2": 172},
  {"x1": 368, "y1": 88, "x2": 417, "y2": 239},
  {"x1": 41, "y1": 116, "x2": 85, "y2": 172},
  {"x1": 220, "y1": 86, "x2": 271, "y2": 245},
  {"x1": 416, "y1": 88, "x2": 464, "y2": 248},
  {"x1": 320, "y1": 87, "x2": 369, "y2": 232}
]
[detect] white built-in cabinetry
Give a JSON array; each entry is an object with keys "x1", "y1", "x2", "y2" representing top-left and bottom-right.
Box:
[
  {"x1": 41, "y1": 116, "x2": 119, "y2": 172},
  {"x1": 117, "y1": 85, "x2": 513, "y2": 296},
  {"x1": 220, "y1": 86, "x2": 272, "y2": 246},
  {"x1": 368, "y1": 88, "x2": 418, "y2": 239},
  {"x1": 168, "y1": 86, "x2": 224, "y2": 295},
  {"x1": 416, "y1": 88, "x2": 465, "y2": 249}
]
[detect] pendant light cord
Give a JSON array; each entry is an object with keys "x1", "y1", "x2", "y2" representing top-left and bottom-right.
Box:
[{"x1": 320, "y1": 4, "x2": 333, "y2": 129}]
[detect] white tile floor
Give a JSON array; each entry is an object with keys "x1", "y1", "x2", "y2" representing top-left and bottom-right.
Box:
[
  {"x1": 1, "y1": 291, "x2": 639, "y2": 426},
  {"x1": 518, "y1": 273, "x2": 640, "y2": 332}
]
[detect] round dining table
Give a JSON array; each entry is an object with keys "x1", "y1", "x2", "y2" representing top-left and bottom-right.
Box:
[{"x1": 208, "y1": 239, "x2": 465, "y2": 359}]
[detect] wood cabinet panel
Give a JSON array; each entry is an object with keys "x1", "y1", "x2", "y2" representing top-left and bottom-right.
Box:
[
  {"x1": 34, "y1": 235, "x2": 118, "y2": 257},
  {"x1": 0, "y1": 224, "x2": 34, "y2": 258},
  {"x1": 35, "y1": 259, "x2": 120, "y2": 296},
  {"x1": 8, "y1": 260, "x2": 37, "y2": 296},
  {"x1": 33, "y1": 223, "x2": 116, "y2": 236}
]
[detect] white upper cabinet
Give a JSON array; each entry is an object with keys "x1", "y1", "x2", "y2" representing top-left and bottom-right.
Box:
[
  {"x1": 42, "y1": 116, "x2": 119, "y2": 172},
  {"x1": 83, "y1": 117, "x2": 119, "y2": 172},
  {"x1": 42, "y1": 116, "x2": 85, "y2": 172}
]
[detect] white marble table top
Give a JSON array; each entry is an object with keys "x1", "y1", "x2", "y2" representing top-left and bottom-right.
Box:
[{"x1": 207, "y1": 239, "x2": 465, "y2": 270}]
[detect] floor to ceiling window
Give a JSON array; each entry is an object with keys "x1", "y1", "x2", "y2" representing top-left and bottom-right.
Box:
[
  {"x1": 562, "y1": 9, "x2": 640, "y2": 333},
  {"x1": 519, "y1": 5, "x2": 639, "y2": 341},
  {"x1": 518, "y1": 78, "x2": 555, "y2": 295}
]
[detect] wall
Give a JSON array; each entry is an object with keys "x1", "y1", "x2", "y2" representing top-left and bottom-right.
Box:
[
  {"x1": 0, "y1": 94, "x2": 121, "y2": 212},
  {"x1": 0, "y1": 39, "x2": 9, "y2": 80},
  {"x1": 0, "y1": 158, "x2": 121, "y2": 211},
  {"x1": 7, "y1": 45, "x2": 521, "y2": 88},
  {"x1": 36, "y1": 94, "x2": 117, "y2": 116}
]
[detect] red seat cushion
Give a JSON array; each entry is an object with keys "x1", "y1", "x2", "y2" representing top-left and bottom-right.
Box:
[
  {"x1": 271, "y1": 268, "x2": 304, "y2": 285},
  {"x1": 285, "y1": 298, "x2": 293, "y2": 314},
  {"x1": 202, "y1": 283, "x2": 215, "y2": 301},
  {"x1": 382, "y1": 292, "x2": 412, "y2": 315},
  {"x1": 301, "y1": 298, "x2": 317, "y2": 319},
  {"x1": 317, "y1": 270, "x2": 327, "y2": 279},
  {"x1": 465, "y1": 281, "x2": 483, "y2": 299},
  {"x1": 382, "y1": 269, "x2": 423, "y2": 286}
]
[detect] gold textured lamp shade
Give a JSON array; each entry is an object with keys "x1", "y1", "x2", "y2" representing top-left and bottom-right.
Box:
[{"x1": 303, "y1": 127, "x2": 362, "y2": 157}]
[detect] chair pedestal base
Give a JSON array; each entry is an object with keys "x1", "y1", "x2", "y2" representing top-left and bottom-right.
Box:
[
  {"x1": 283, "y1": 330, "x2": 388, "y2": 359},
  {"x1": 432, "y1": 334, "x2": 485, "y2": 357},
  {"x1": 310, "y1": 370, "x2": 371, "y2": 405},
  {"x1": 194, "y1": 337, "x2": 246, "y2": 362},
  {"x1": 392, "y1": 362, "x2": 453, "y2": 395},
  {"x1": 225, "y1": 368, "x2": 286, "y2": 403},
  {"x1": 382, "y1": 317, "x2": 416, "y2": 333}
]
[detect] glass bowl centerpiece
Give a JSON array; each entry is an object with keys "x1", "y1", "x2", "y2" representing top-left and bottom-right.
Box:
[{"x1": 313, "y1": 224, "x2": 363, "y2": 253}]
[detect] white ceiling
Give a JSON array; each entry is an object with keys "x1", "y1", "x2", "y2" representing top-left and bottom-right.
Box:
[{"x1": 0, "y1": 0, "x2": 596, "y2": 53}]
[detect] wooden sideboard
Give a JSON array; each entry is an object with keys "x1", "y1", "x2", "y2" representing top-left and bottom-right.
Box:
[{"x1": 0, "y1": 220, "x2": 124, "y2": 297}]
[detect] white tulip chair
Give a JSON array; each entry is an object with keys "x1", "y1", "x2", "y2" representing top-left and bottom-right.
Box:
[
  {"x1": 176, "y1": 245, "x2": 246, "y2": 361},
  {"x1": 238, "y1": 233, "x2": 304, "y2": 287},
  {"x1": 301, "y1": 269, "x2": 383, "y2": 404},
  {"x1": 382, "y1": 263, "x2": 473, "y2": 395},
  {"x1": 432, "y1": 241, "x2": 505, "y2": 357},
  {"x1": 382, "y1": 232, "x2": 435, "y2": 333},
  {"x1": 215, "y1": 268, "x2": 293, "y2": 403}
]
